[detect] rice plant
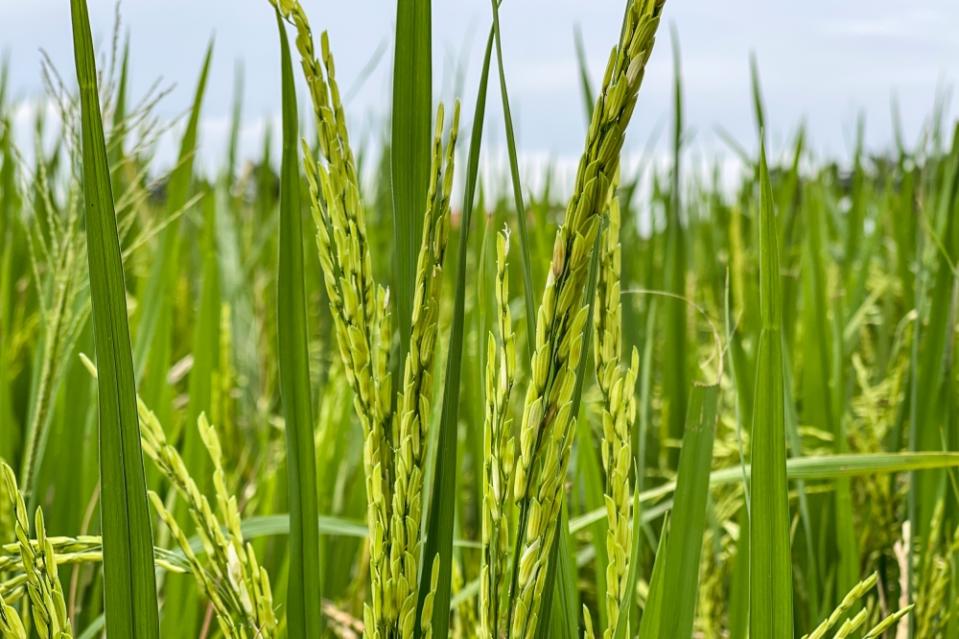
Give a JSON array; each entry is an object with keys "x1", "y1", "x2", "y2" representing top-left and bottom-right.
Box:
[{"x1": 1, "y1": 0, "x2": 958, "y2": 637}]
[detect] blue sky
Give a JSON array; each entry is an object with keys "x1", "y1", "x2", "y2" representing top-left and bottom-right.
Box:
[{"x1": 3, "y1": 1, "x2": 958, "y2": 173}]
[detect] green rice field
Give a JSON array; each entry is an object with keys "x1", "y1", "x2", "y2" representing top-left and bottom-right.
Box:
[{"x1": 0, "y1": 0, "x2": 958, "y2": 637}]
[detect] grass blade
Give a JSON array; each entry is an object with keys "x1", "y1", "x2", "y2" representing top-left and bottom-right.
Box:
[
  {"x1": 749, "y1": 52, "x2": 766, "y2": 138},
  {"x1": 662, "y1": 28, "x2": 688, "y2": 460},
  {"x1": 490, "y1": 0, "x2": 537, "y2": 348},
  {"x1": 656, "y1": 383, "x2": 720, "y2": 638},
  {"x1": 573, "y1": 25, "x2": 595, "y2": 124},
  {"x1": 133, "y1": 41, "x2": 213, "y2": 418},
  {"x1": 391, "y1": 0, "x2": 433, "y2": 358},
  {"x1": 543, "y1": 503, "x2": 580, "y2": 639},
  {"x1": 417, "y1": 25, "x2": 494, "y2": 639},
  {"x1": 107, "y1": 33, "x2": 129, "y2": 175},
  {"x1": 633, "y1": 511, "x2": 668, "y2": 639},
  {"x1": 749, "y1": 137, "x2": 794, "y2": 638},
  {"x1": 225, "y1": 61, "x2": 244, "y2": 187},
  {"x1": 70, "y1": 0, "x2": 159, "y2": 635},
  {"x1": 159, "y1": 189, "x2": 222, "y2": 634},
  {"x1": 911, "y1": 124, "x2": 959, "y2": 534},
  {"x1": 572, "y1": 450, "x2": 959, "y2": 532},
  {"x1": 275, "y1": 12, "x2": 323, "y2": 636}
]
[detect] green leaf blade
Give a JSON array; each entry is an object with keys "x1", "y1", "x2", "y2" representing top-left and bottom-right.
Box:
[
  {"x1": 417, "y1": 26, "x2": 494, "y2": 639},
  {"x1": 275, "y1": 12, "x2": 323, "y2": 636},
  {"x1": 70, "y1": 0, "x2": 160, "y2": 635},
  {"x1": 749, "y1": 139, "x2": 794, "y2": 639},
  {"x1": 391, "y1": 0, "x2": 433, "y2": 359},
  {"x1": 657, "y1": 384, "x2": 720, "y2": 638}
]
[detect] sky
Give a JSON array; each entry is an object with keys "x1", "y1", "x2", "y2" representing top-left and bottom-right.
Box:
[{"x1": 3, "y1": 0, "x2": 958, "y2": 178}]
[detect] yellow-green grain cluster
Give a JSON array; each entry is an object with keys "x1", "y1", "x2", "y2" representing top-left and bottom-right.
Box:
[
  {"x1": 79, "y1": 353, "x2": 276, "y2": 637},
  {"x1": 508, "y1": 1, "x2": 665, "y2": 634},
  {"x1": 387, "y1": 102, "x2": 460, "y2": 637},
  {"x1": 1, "y1": 463, "x2": 70, "y2": 638},
  {"x1": 145, "y1": 415, "x2": 276, "y2": 638},
  {"x1": 481, "y1": 229, "x2": 517, "y2": 637},
  {"x1": 913, "y1": 501, "x2": 956, "y2": 636},
  {"x1": 592, "y1": 181, "x2": 639, "y2": 636},
  {"x1": 137, "y1": 406, "x2": 276, "y2": 637},
  {"x1": 273, "y1": 3, "x2": 461, "y2": 635},
  {"x1": 0, "y1": 592, "x2": 25, "y2": 639},
  {"x1": 296, "y1": 29, "x2": 395, "y2": 635},
  {"x1": 803, "y1": 569, "x2": 917, "y2": 639},
  {"x1": 803, "y1": 572, "x2": 879, "y2": 639}
]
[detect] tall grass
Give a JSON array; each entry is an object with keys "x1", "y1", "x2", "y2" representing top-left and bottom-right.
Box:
[{"x1": 1, "y1": 0, "x2": 959, "y2": 638}]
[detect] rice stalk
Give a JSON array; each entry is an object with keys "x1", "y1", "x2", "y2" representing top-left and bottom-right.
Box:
[
  {"x1": 291, "y1": 13, "x2": 396, "y2": 628},
  {"x1": 481, "y1": 229, "x2": 517, "y2": 638},
  {"x1": 591, "y1": 178, "x2": 639, "y2": 638},
  {"x1": 273, "y1": 4, "x2": 461, "y2": 635},
  {"x1": 863, "y1": 604, "x2": 914, "y2": 638},
  {"x1": 799, "y1": 568, "x2": 915, "y2": 639},
  {"x1": 0, "y1": 536, "x2": 181, "y2": 577},
  {"x1": 385, "y1": 101, "x2": 460, "y2": 637},
  {"x1": 16, "y1": 195, "x2": 85, "y2": 501},
  {"x1": 913, "y1": 500, "x2": 955, "y2": 636},
  {"x1": 506, "y1": 1, "x2": 666, "y2": 635}
]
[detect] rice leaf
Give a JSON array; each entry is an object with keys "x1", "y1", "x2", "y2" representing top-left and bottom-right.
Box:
[
  {"x1": 489, "y1": 0, "x2": 537, "y2": 347},
  {"x1": 911, "y1": 124, "x2": 959, "y2": 535},
  {"x1": 416, "y1": 24, "x2": 493, "y2": 639},
  {"x1": 158, "y1": 189, "x2": 224, "y2": 633},
  {"x1": 450, "y1": 450, "x2": 959, "y2": 613},
  {"x1": 573, "y1": 25, "x2": 595, "y2": 125},
  {"x1": 574, "y1": 450, "x2": 959, "y2": 534},
  {"x1": 107, "y1": 34, "x2": 129, "y2": 175},
  {"x1": 70, "y1": 0, "x2": 159, "y2": 635},
  {"x1": 391, "y1": 0, "x2": 432, "y2": 358},
  {"x1": 655, "y1": 383, "x2": 720, "y2": 638},
  {"x1": 203, "y1": 514, "x2": 480, "y2": 550},
  {"x1": 544, "y1": 503, "x2": 580, "y2": 639},
  {"x1": 275, "y1": 11, "x2": 323, "y2": 636},
  {"x1": 749, "y1": 53, "x2": 766, "y2": 138},
  {"x1": 633, "y1": 511, "x2": 668, "y2": 639},
  {"x1": 152, "y1": 49, "x2": 216, "y2": 631},
  {"x1": 225, "y1": 61, "x2": 244, "y2": 187},
  {"x1": 749, "y1": 136, "x2": 794, "y2": 638},
  {"x1": 218, "y1": 450, "x2": 959, "y2": 561},
  {"x1": 662, "y1": 28, "x2": 688, "y2": 461},
  {"x1": 132, "y1": 40, "x2": 213, "y2": 421}
]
